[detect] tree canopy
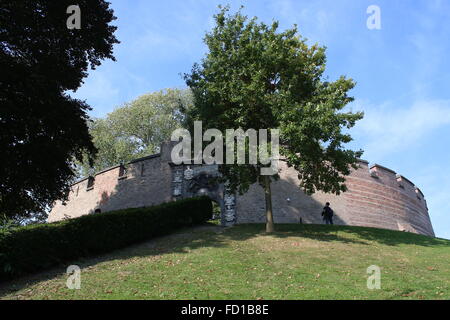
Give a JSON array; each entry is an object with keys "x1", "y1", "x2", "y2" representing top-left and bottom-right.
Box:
[
  {"x1": 185, "y1": 6, "x2": 363, "y2": 232},
  {"x1": 0, "y1": 1, "x2": 119, "y2": 219},
  {"x1": 77, "y1": 89, "x2": 193, "y2": 177}
]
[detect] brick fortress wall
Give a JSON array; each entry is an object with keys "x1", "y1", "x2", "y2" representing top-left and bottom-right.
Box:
[
  {"x1": 48, "y1": 143, "x2": 174, "y2": 222},
  {"x1": 236, "y1": 160, "x2": 434, "y2": 236},
  {"x1": 49, "y1": 144, "x2": 435, "y2": 237}
]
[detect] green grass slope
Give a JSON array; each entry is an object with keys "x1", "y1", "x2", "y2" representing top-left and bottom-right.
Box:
[{"x1": 0, "y1": 224, "x2": 449, "y2": 300}]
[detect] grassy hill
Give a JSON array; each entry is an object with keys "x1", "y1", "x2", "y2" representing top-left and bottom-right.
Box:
[{"x1": 0, "y1": 223, "x2": 449, "y2": 300}]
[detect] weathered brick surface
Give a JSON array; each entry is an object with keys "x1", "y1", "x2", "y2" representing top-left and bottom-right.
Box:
[
  {"x1": 49, "y1": 147, "x2": 435, "y2": 237},
  {"x1": 49, "y1": 154, "x2": 173, "y2": 222},
  {"x1": 235, "y1": 160, "x2": 435, "y2": 237}
]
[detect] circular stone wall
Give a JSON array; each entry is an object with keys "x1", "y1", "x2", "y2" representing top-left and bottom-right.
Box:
[{"x1": 235, "y1": 160, "x2": 434, "y2": 237}]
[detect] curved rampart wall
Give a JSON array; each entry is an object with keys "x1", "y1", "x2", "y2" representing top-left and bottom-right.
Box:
[
  {"x1": 236, "y1": 160, "x2": 434, "y2": 236},
  {"x1": 49, "y1": 144, "x2": 434, "y2": 237}
]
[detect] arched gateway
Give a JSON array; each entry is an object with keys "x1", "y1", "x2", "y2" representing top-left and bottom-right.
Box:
[{"x1": 49, "y1": 142, "x2": 435, "y2": 237}]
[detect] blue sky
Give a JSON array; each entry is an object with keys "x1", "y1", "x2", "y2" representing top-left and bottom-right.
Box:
[{"x1": 71, "y1": 0, "x2": 450, "y2": 239}]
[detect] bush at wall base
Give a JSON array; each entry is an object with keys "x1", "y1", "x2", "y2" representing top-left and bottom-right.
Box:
[{"x1": 0, "y1": 197, "x2": 213, "y2": 280}]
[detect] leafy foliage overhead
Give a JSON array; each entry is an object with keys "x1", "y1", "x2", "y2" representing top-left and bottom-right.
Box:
[
  {"x1": 77, "y1": 89, "x2": 193, "y2": 177},
  {"x1": 0, "y1": 1, "x2": 119, "y2": 219},
  {"x1": 185, "y1": 6, "x2": 364, "y2": 195},
  {"x1": 185, "y1": 6, "x2": 363, "y2": 231}
]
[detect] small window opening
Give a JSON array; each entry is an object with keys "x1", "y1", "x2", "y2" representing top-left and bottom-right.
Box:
[
  {"x1": 87, "y1": 176, "x2": 95, "y2": 190},
  {"x1": 118, "y1": 164, "x2": 127, "y2": 179}
]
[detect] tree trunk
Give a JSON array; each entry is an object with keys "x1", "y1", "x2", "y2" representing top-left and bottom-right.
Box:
[{"x1": 263, "y1": 175, "x2": 275, "y2": 233}]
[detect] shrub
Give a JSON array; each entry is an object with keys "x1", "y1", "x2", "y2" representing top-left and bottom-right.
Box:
[{"x1": 0, "y1": 197, "x2": 212, "y2": 280}]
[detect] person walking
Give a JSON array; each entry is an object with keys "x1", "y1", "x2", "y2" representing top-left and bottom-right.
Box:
[{"x1": 322, "y1": 202, "x2": 334, "y2": 225}]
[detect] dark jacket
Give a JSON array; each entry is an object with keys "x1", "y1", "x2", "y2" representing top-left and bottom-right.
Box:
[{"x1": 322, "y1": 206, "x2": 334, "y2": 218}]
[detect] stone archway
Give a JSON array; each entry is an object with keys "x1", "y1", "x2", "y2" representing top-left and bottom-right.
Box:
[{"x1": 170, "y1": 163, "x2": 236, "y2": 226}]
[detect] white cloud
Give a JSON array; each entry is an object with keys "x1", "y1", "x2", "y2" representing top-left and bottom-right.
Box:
[
  {"x1": 69, "y1": 64, "x2": 153, "y2": 118},
  {"x1": 349, "y1": 99, "x2": 450, "y2": 239},
  {"x1": 70, "y1": 69, "x2": 120, "y2": 114},
  {"x1": 351, "y1": 99, "x2": 450, "y2": 160},
  {"x1": 268, "y1": 0, "x2": 336, "y2": 42}
]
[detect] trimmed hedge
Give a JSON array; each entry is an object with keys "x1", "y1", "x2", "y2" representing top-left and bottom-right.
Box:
[{"x1": 0, "y1": 197, "x2": 212, "y2": 280}]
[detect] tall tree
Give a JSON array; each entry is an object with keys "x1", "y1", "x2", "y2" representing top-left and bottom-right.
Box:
[
  {"x1": 185, "y1": 6, "x2": 363, "y2": 232},
  {"x1": 0, "y1": 1, "x2": 119, "y2": 219},
  {"x1": 77, "y1": 89, "x2": 193, "y2": 177}
]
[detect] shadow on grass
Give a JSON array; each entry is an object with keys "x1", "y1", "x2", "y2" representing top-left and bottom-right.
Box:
[
  {"x1": 1, "y1": 222, "x2": 449, "y2": 298},
  {"x1": 266, "y1": 224, "x2": 450, "y2": 247}
]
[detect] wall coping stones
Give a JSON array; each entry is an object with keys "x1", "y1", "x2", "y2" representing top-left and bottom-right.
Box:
[
  {"x1": 370, "y1": 163, "x2": 397, "y2": 175},
  {"x1": 415, "y1": 187, "x2": 424, "y2": 198},
  {"x1": 95, "y1": 164, "x2": 120, "y2": 176},
  {"x1": 129, "y1": 153, "x2": 160, "y2": 164},
  {"x1": 396, "y1": 174, "x2": 415, "y2": 187},
  {"x1": 356, "y1": 158, "x2": 369, "y2": 165},
  {"x1": 69, "y1": 153, "x2": 161, "y2": 187}
]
